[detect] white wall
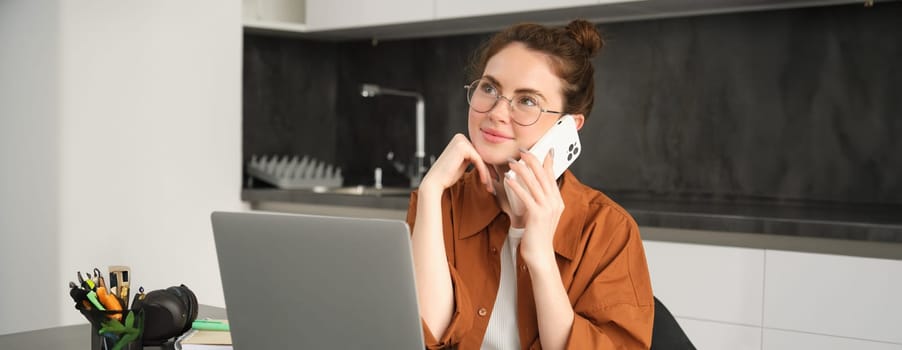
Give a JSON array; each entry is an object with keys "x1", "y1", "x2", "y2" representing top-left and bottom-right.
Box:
[
  {"x1": 0, "y1": 0, "x2": 243, "y2": 335},
  {"x1": 0, "y1": 0, "x2": 63, "y2": 336}
]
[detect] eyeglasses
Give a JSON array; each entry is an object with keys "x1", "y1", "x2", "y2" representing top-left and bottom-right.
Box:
[{"x1": 464, "y1": 79, "x2": 563, "y2": 126}]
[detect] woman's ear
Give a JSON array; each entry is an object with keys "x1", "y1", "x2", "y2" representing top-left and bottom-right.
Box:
[{"x1": 571, "y1": 114, "x2": 586, "y2": 131}]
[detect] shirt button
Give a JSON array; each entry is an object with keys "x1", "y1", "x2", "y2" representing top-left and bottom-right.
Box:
[
  {"x1": 520, "y1": 264, "x2": 527, "y2": 271},
  {"x1": 490, "y1": 247, "x2": 498, "y2": 255},
  {"x1": 477, "y1": 307, "x2": 488, "y2": 317}
]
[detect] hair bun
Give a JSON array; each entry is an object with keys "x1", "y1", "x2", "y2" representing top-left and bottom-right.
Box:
[{"x1": 566, "y1": 19, "x2": 603, "y2": 58}]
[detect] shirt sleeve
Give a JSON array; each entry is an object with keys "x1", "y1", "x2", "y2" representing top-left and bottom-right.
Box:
[
  {"x1": 406, "y1": 191, "x2": 476, "y2": 349},
  {"x1": 421, "y1": 266, "x2": 475, "y2": 349},
  {"x1": 562, "y1": 214, "x2": 655, "y2": 349}
]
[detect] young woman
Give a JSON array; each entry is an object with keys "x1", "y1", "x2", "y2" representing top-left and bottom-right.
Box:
[{"x1": 407, "y1": 20, "x2": 654, "y2": 349}]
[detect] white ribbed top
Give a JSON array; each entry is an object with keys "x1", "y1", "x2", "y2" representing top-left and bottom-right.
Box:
[{"x1": 482, "y1": 227, "x2": 525, "y2": 350}]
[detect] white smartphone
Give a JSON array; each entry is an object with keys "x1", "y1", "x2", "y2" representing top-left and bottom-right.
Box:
[{"x1": 503, "y1": 114, "x2": 582, "y2": 216}]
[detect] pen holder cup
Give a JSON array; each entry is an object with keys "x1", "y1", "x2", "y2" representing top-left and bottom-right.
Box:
[{"x1": 79, "y1": 307, "x2": 145, "y2": 350}]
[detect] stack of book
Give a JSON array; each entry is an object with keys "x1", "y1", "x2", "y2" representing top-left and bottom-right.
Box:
[{"x1": 176, "y1": 320, "x2": 231, "y2": 350}]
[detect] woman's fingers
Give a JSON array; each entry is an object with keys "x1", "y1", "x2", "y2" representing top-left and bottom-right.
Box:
[
  {"x1": 423, "y1": 134, "x2": 483, "y2": 191},
  {"x1": 507, "y1": 159, "x2": 539, "y2": 205},
  {"x1": 465, "y1": 148, "x2": 493, "y2": 193},
  {"x1": 512, "y1": 149, "x2": 552, "y2": 202},
  {"x1": 503, "y1": 172, "x2": 532, "y2": 209},
  {"x1": 543, "y1": 148, "x2": 555, "y2": 179},
  {"x1": 538, "y1": 149, "x2": 556, "y2": 194},
  {"x1": 452, "y1": 135, "x2": 490, "y2": 190}
]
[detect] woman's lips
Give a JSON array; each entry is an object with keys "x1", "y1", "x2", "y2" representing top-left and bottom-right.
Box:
[{"x1": 480, "y1": 128, "x2": 513, "y2": 144}]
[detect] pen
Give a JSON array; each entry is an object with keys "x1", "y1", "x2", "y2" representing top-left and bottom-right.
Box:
[
  {"x1": 192, "y1": 319, "x2": 230, "y2": 331},
  {"x1": 130, "y1": 286, "x2": 146, "y2": 311}
]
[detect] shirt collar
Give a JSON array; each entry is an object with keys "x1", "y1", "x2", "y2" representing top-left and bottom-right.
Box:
[
  {"x1": 456, "y1": 170, "x2": 502, "y2": 240},
  {"x1": 553, "y1": 171, "x2": 588, "y2": 261},
  {"x1": 455, "y1": 170, "x2": 588, "y2": 261}
]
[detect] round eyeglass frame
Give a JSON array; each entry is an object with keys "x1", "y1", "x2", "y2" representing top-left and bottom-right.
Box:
[{"x1": 464, "y1": 79, "x2": 563, "y2": 126}]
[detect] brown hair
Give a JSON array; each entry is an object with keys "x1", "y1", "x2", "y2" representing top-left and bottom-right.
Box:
[{"x1": 469, "y1": 19, "x2": 604, "y2": 118}]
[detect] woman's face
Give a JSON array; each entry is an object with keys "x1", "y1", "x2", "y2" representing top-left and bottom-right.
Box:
[{"x1": 468, "y1": 42, "x2": 570, "y2": 166}]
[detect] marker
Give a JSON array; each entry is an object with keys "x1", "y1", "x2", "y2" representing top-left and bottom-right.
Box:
[
  {"x1": 84, "y1": 272, "x2": 96, "y2": 290},
  {"x1": 96, "y1": 283, "x2": 123, "y2": 320},
  {"x1": 94, "y1": 273, "x2": 121, "y2": 319},
  {"x1": 86, "y1": 291, "x2": 106, "y2": 311}
]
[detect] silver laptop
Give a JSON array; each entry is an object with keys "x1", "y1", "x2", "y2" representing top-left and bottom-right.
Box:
[{"x1": 211, "y1": 211, "x2": 425, "y2": 349}]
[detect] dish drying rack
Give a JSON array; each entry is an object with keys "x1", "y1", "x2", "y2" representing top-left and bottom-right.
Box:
[{"x1": 247, "y1": 154, "x2": 343, "y2": 189}]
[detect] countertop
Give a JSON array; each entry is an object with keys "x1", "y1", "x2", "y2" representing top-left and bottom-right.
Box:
[
  {"x1": 242, "y1": 188, "x2": 902, "y2": 259},
  {"x1": 617, "y1": 195, "x2": 902, "y2": 243}
]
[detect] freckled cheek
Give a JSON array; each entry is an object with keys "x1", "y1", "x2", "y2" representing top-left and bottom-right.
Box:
[
  {"x1": 467, "y1": 108, "x2": 480, "y2": 122},
  {"x1": 511, "y1": 127, "x2": 536, "y2": 150},
  {"x1": 514, "y1": 121, "x2": 554, "y2": 151},
  {"x1": 467, "y1": 111, "x2": 481, "y2": 137}
]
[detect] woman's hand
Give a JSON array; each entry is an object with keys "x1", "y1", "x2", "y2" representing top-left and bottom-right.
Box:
[
  {"x1": 420, "y1": 133, "x2": 494, "y2": 196},
  {"x1": 504, "y1": 149, "x2": 565, "y2": 266},
  {"x1": 412, "y1": 133, "x2": 493, "y2": 339}
]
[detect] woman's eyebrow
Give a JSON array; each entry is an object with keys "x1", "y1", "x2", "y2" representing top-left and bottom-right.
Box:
[
  {"x1": 482, "y1": 75, "x2": 502, "y2": 90},
  {"x1": 514, "y1": 88, "x2": 549, "y2": 102}
]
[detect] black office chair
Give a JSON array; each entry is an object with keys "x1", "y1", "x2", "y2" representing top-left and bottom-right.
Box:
[{"x1": 650, "y1": 297, "x2": 696, "y2": 350}]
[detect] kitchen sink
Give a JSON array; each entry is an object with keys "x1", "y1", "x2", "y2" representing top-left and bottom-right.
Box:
[{"x1": 312, "y1": 185, "x2": 414, "y2": 197}]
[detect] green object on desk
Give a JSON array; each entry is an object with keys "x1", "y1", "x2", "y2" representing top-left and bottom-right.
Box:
[{"x1": 192, "y1": 319, "x2": 230, "y2": 331}]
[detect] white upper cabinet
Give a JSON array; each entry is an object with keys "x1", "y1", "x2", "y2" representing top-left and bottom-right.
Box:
[
  {"x1": 244, "y1": 0, "x2": 870, "y2": 39},
  {"x1": 435, "y1": 0, "x2": 602, "y2": 20},
  {"x1": 243, "y1": 0, "x2": 307, "y2": 31},
  {"x1": 305, "y1": 0, "x2": 433, "y2": 31}
]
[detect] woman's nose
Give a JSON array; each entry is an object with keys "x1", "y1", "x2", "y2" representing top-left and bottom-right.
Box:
[{"x1": 487, "y1": 96, "x2": 513, "y2": 123}]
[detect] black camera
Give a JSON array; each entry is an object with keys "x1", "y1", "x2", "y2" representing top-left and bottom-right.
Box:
[{"x1": 137, "y1": 284, "x2": 199, "y2": 345}]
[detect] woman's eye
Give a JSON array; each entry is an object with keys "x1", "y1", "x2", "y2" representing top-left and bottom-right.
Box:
[
  {"x1": 480, "y1": 83, "x2": 497, "y2": 95},
  {"x1": 517, "y1": 95, "x2": 538, "y2": 107}
]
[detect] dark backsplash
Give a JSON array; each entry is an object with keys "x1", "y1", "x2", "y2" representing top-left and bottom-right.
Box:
[
  {"x1": 243, "y1": 3, "x2": 902, "y2": 205},
  {"x1": 243, "y1": 37, "x2": 340, "y2": 168}
]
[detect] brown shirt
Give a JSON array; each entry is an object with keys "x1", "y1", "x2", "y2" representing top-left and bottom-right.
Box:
[{"x1": 406, "y1": 170, "x2": 655, "y2": 349}]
